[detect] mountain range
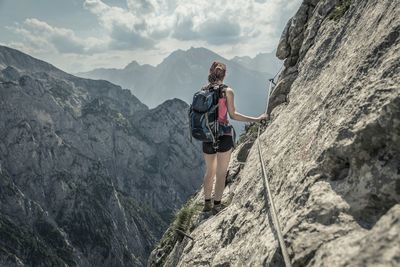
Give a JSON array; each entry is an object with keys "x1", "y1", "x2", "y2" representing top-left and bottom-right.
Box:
[
  {"x1": 78, "y1": 47, "x2": 282, "y2": 134},
  {"x1": 0, "y1": 45, "x2": 204, "y2": 266}
]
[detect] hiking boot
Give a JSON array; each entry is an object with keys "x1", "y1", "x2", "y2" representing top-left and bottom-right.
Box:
[
  {"x1": 202, "y1": 201, "x2": 213, "y2": 212},
  {"x1": 212, "y1": 203, "x2": 227, "y2": 215}
]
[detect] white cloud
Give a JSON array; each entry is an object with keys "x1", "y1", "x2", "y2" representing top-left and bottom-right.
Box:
[
  {"x1": 84, "y1": 0, "x2": 160, "y2": 49},
  {"x1": 83, "y1": 0, "x2": 302, "y2": 47},
  {"x1": 7, "y1": 18, "x2": 108, "y2": 54},
  {"x1": 126, "y1": 0, "x2": 157, "y2": 14},
  {"x1": 3, "y1": 0, "x2": 302, "y2": 71}
]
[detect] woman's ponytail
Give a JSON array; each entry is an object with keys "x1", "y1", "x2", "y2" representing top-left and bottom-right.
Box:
[{"x1": 208, "y1": 61, "x2": 226, "y2": 84}]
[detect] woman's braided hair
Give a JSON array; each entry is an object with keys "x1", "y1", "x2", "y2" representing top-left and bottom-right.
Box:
[{"x1": 208, "y1": 61, "x2": 226, "y2": 84}]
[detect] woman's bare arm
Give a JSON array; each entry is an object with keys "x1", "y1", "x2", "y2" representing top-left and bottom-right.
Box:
[{"x1": 225, "y1": 87, "x2": 265, "y2": 122}]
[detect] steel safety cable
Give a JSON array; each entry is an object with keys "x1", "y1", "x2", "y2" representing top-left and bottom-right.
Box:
[{"x1": 257, "y1": 75, "x2": 292, "y2": 267}]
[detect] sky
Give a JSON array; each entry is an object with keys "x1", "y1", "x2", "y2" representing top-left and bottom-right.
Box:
[{"x1": 0, "y1": 0, "x2": 302, "y2": 73}]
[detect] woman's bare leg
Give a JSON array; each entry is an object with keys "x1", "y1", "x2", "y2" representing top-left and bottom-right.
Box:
[
  {"x1": 214, "y1": 148, "x2": 233, "y2": 201},
  {"x1": 203, "y1": 153, "x2": 217, "y2": 200}
]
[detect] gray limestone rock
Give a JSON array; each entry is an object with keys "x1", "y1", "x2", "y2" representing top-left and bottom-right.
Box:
[
  {"x1": 149, "y1": 1, "x2": 400, "y2": 266},
  {"x1": 0, "y1": 45, "x2": 204, "y2": 266},
  {"x1": 276, "y1": 19, "x2": 292, "y2": 60}
]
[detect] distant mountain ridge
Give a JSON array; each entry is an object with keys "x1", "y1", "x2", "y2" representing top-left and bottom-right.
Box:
[
  {"x1": 0, "y1": 45, "x2": 204, "y2": 266},
  {"x1": 231, "y1": 50, "x2": 282, "y2": 75},
  {"x1": 78, "y1": 47, "x2": 280, "y2": 134}
]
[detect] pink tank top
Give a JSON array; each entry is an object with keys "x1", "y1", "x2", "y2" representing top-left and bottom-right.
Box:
[
  {"x1": 218, "y1": 89, "x2": 232, "y2": 136},
  {"x1": 218, "y1": 97, "x2": 229, "y2": 124}
]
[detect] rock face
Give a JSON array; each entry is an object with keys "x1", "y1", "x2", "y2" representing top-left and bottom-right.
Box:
[
  {"x1": 149, "y1": 0, "x2": 400, "y2": 266},
  {"x1": 0, "y1": 45, "x2": 204, "y2": 266}
]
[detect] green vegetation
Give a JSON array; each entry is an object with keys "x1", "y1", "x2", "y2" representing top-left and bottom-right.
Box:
[
  {"x1": 0, "y1": 173, "x2": 75, "y2": 265},
  {"x1": 81, "y1": 98, "x2": 130, "y2": 130},
  {"x1": 0, "y1": 214, "x2": 75, "y2": 266},
  {"x1": 114, "y1": 112, "x2": 128, "y2": 126},
  {"x1": 151, "y1": 198, "x2": 203, "y2": 266},
  {"x1": 117, "y1": 190, "x2": 167, "y2": 245},
  {"x1": 329, "y1": 0, "x2": 352, "y2": 22},
  {"x1": 49, "y1": 83, "x2": 72, "y2": 101},
  {"x1": 56, "y1": 176, "x2": 114, "y2": 256},
  {"x1": 236, "y1": 122, "x2": 261, "y2": 146},
  {"x1": 172, "y1": 204, "x2": 196, "y2": 234}
]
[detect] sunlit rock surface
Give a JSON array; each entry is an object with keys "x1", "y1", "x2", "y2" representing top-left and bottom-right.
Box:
[{"x1": 149, "y1": 1, "x2": 400, "y2": 266}]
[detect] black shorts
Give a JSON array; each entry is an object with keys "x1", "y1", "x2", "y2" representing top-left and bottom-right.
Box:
[{"x1": 202, "y1": 135, "x2": 234, "y2": 154}]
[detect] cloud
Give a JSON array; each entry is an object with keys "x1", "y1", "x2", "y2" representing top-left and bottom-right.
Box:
[
  {"x1": 126, "y1": 0, "x2": 157, "y2": 14},
  {"x1": 172, "y1": 16, "x2": 198, "y2": 41},
  {"x1": 25, "y1": 18, "x2": 87, "y2": 53},
  {"x1": 3, "y1": 0, "x2": 302, "y2": 71},
  {"x1": 82, "y1": 0, "x2": 302, "y2": 46},
  {"x1": 196, "y1": 18, "x2": 241, "y2": 45},
  {"x1": 171, "y1": 15, "x2": 241, "y2": 45},
  {"x1": 170, "y1": 1, "x2": 244, "y2": 45},
  {"x1": 109, "y1": 23, "x2": 155, "y2": 49},
  {"x1": 84, "y1": 0, "x2": 159, "y2": 50},
  {"x1": 7, "y1": 18, "x2": 108, "y2": 54}
]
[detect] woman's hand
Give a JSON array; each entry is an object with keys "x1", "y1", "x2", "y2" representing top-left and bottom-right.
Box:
[
  {"x1": 226, "y1": 88, "x2": 271, "y2": 123},
  {"x1": 257, "y1": 114, "x2": 269, "y2": 123}
]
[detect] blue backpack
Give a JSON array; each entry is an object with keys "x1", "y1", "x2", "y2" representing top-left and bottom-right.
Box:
[{"x1": 188, "y1": 83, "x2": 230, "y2": 149}]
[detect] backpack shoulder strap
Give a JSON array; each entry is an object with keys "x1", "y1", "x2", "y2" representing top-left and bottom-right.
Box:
[
  {"x1": 201, "y1": 84, "x2": 210, "y2": 91},
  {"x1": 219, "y1": 84, "x2": 228, "y2": 98}
]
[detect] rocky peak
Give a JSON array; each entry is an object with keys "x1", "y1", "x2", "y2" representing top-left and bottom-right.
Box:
[
  {"x1": 159, "y1": 47, "x2": 224, "y2": 67},
  {"x1": 124, "y1": 60, "x2": 142, "y2": 70},
  {"x1": 0, "y1": 45, "x2": 64, "y2": 76},
  {"x1": 153, "y1": 98, "x2": 188, "y2": 112}
]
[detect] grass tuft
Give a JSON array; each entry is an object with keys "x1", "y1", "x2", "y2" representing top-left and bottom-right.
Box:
[
  {"x1": 151, "y1": 198, "x2": 202, "y2": 266},
  {"x1": 329, "y1": 0, "x2": 352, "y2": 22},
  {"x1": 236, "y1": 122, "x2": 259, "y2": 146}
]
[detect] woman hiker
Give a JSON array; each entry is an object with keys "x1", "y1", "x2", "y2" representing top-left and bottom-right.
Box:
[{"x1": 202, "y1": 61, "x2": 268, "y2": 214}]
